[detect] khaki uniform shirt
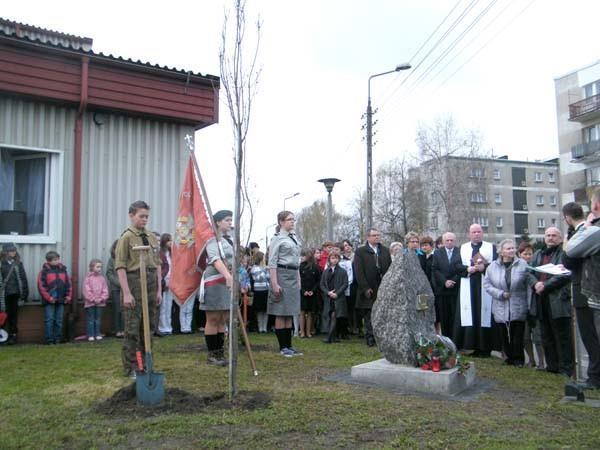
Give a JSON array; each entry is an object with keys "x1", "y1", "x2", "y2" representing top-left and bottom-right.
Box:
[{"x1": 115, "y1": 226, "x2": 161, "y2": 272}]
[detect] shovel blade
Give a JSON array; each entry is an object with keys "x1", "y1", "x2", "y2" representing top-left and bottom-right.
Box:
[{"x1": 136, "y1": 370, "x2": 165, "y2": 405}]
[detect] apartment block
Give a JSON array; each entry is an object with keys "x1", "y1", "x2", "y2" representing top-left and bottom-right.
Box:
[
  {"x1": 555, "y1": 60, "x2": 600, "y2": 205},
  {"x1": 418, "y1": 156, "x2": 560, "y2": 244}
]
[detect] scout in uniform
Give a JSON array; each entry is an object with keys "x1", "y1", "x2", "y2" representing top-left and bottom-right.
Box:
[
  {"x1": 268, "y1": 210, "x2": 302, "y2": 357},
  {"x1": 114, "y1": 200, "x2": 162, "y2": 378},
  {"x1": 200, "y1": 210, "x2": 234, "y2": 366}
]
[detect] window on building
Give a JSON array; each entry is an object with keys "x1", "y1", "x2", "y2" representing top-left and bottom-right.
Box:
[
  {"x1": 473, "y1": 217, "x2": 489, "y2": 228},
  {"x1": 537, "y1": 218, "x2": 545, "y2": 229},
  {"x1": 534, "y1": 172, "x2": 543, "y2": 182},
  {"x1": 551, "y1": 218, "x2": 557, "y2": 226},
  {"x1": 493, "y1": 169, "x2": 501, "y2": 180},
  {"x1": 548, "y1": 172, "x2": 555, "y2": 183},
  {"x1": 0, "y1": 146, "x2": 61, "y2": 241},
  {"x1": 496, "y1": 217, "x2": 503, "y2": 228},
  {"x1": 583, "y1": 81, "x2": 600, "y2": 99},
  {"x1": 582, "y1": 124, "x2": 600, "y2": 143},
  {"x1": 494, "y1": 193, "x2": 502, "y2": 204},
  {"x1": 469, "y1": 167, "x2": 485, "y2": 178},
  {"x1": 550, "y1": 195, "x2": 557, "y2": 206},
  {"x1": 469, "y1": 192, "x2": 487, "y2": 203},
  {"x1": 536, "y1": 195, "x2": 544, "y2": 206}
]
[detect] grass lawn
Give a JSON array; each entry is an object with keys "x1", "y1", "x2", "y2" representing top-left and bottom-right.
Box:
[{"x1": 2, "y1": 333, "x2": 599, "y2": 449}]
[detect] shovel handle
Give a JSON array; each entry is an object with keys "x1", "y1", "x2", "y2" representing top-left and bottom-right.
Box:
[{"x1": 132, "y1": 246, "x2": 152, "y2": 359}]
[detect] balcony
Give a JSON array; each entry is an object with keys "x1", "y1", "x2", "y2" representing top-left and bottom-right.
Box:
[
  {"x1": 569, "y1": 94, "x2": 600, "y2": 122},
  {"x1": 571, "y1": 139, "x2": 600, "y2": 162}
]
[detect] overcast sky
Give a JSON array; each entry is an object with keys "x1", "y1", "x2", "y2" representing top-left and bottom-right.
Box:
[{"x1": 4, "y1": 0, "x2": 600, "y2": 246}]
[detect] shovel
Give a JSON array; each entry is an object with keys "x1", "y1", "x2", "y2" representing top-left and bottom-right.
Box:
[{"x1": 132, "y1": 245, "x2": 165, "y2": 405}]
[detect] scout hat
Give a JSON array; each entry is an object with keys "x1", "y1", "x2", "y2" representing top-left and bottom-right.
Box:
[{"x1": 213, "y1": 210, "x2": 233, "y2": 223}]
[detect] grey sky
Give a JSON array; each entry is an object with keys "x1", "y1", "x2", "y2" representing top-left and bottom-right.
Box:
[{"x1": 4, "y1": 0, "x2": 599, "y2": 246}]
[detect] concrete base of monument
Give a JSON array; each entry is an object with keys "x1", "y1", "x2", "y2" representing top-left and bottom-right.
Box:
[{"x1": 351, "y1": 358, "x2": 476, "y2": 396}]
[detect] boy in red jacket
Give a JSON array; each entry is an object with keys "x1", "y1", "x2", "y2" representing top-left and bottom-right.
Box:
[{"x1": 37, "y1": 251, "x2": 72, "y2": 344}]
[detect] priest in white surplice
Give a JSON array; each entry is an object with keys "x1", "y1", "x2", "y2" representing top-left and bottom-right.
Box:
[{"x1": 453, "y1": 224, "x2": 501, "y2": 356}]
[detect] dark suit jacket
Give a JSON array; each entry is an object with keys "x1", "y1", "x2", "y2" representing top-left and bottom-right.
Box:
[
  {"x1": 320, "y1": 265, "x2": 349, "y2": 298},
  {"x1": 431, "y1": 246, "x2": 462, "y2": 296},
  {"x1": 353, "y1": 243, "x2": 391, "y2": 309}
]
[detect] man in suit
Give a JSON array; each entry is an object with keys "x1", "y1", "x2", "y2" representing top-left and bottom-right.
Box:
[
  {"x1": 353, "y1": 228, "x2": 392, "y2": 347},
  {"x1": 431, "y1": 232, "x2": 462, "y2": 341}
]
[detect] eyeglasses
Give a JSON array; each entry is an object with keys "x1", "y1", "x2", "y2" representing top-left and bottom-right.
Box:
[{"x1": 285, "y1": 218, "x2": 296, "y2": 222}]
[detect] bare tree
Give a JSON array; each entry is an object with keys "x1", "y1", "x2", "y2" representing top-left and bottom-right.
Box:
[
  {"x1": 415, "y1": 114, "x2": 490, "y2": 235},
  {"x1": 295, "y1": 200, "x2": 353, "y2": 248},
  {"x1": 219, "y1": 0, "x2": 261, "y2": 399}
]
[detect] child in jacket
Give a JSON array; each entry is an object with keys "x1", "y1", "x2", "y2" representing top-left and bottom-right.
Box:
[{"x1": 83, "y1": 258, "x2": 109, "y2": 341}]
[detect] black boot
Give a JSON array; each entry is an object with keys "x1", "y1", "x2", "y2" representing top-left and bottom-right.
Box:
[{"x1": 7, "y1": 334, "x2": 17, "y2": 345}]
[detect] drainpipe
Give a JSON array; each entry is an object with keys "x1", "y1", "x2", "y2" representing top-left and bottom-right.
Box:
[{"x1": 69, "y1": 56, "x2": 88, "y2": 339}]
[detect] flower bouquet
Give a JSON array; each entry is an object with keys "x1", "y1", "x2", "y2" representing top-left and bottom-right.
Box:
[{"x1": 415, "y1": 334, "x2": 470, "y2": 375}]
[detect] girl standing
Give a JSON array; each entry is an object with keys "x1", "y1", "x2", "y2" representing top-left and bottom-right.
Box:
[
  {"x1": 105, "y1": 240, "x2": 123, "y2": 337},
  {"x1": 250, "y1": 251, "x2": 270, "y2": 333},
  {"x1": 158, "y1": 233, "x2": 174, "y2": 336},
  {"x1": 83, "y1": 259, "x2": 109, "y2": 341},
  {"x1": 0, "y1": 243, "x2": 28, "y2": 345},
  {"x1": 200, "y1": 210, "x2": 234, "y2": 366},
  {"x1": 268, "y1": 210, "x2": 302, "y2": 357},
  {"x1": 299, "y1": 248, "x2": 320, "y2": 338},
  {"x1": 320, "y1": 252, "x2": 348, "y2": 343}
]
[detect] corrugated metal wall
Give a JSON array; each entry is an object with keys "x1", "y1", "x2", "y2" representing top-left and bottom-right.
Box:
[
  {"x1": 0, "y1": 97, "x2": 192, "y2": 300},
  {"x1": 0, "y1": 96, "x2": 76, "y2": 294},
  {"x1": 79, "y1": 112, "x2": 190, "y2": 288}
]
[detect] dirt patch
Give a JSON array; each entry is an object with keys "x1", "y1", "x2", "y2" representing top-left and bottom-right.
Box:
[
  {"x1": 165, "y1": 343, "x2": 273, "y2": 353},
  {"x1": 96, "y1": 384, "x2": 271, "y2": 417}
]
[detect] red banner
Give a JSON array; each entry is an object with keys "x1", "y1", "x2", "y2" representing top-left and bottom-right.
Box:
[{"x1": 170, "y1": 157, "x2": 214, "y2": 305}]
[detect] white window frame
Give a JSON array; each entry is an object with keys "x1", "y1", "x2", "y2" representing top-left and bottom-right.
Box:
[
  {"x1": 536, "y1": 195, "x2": 544, "y2": 206},
  {"x1": 493, "y1": 169, "x2": 501, "y2": 180},
  {"x1": 548, "y1": 172, "x2": 556, "y2": 183},
  {"x1": 494, "y1": 193, "x2": 502, "y2": 204},
  {"x1": 496, "y1": 217, "x2": 503, "y2": 228},
  {"x1": 534, "y1": 172, "x2": 543, "y2": 183},
  {"x1": 469, "y1": 192, "x2": 487, "y2": 203},
  {"x1": 537, "y1": 218, "x2": 545, "y2": 229},
  {"x1": 0, "y1": 144, "x2": 63, "y2": 245},
  {"x1": 550, "y1": 195, "x2": 557, "y2": 206}
]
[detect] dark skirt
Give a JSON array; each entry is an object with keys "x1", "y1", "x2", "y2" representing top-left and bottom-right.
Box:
[
  {"x1": 301, "y1": 293, "x2": 317, "y2": 312},
  {"x1": 253, "y1": 290, "x2": 268, "y2": 312},
  {"x1": 324, "y1": 296, "x2": 348, "y2": 318}
]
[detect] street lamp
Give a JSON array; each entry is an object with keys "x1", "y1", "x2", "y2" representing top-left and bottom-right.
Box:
[
  {"x1": 366, "y1": 62, "x2": 411, "y2": 230},
  {"x1": 283, "y1": 192, "x2": 300, "y2": 210},
  {"x1": 317, "y1": 178, "x2": 341, "y2": 241}
]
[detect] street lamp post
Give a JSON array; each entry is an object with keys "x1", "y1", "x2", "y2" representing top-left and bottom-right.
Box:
[
  {"x1": 283, "y1": 192, "x2": 300, "y2": 210},
  {"x1": 318, "y1": 178, "x2": 341, "y2": 241},
  {"x1": 366, "y1": 63, "x2": 411, "y2": 230}
]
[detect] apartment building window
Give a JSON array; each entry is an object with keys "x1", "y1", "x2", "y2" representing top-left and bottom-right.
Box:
[
  {"x1": 536, "y1": 195, "x2": 544, "y2": 206},
  {"x1": 494, "y1": 193, "x2": 502, "y2": 204},
  {"x1": 473, "y1": 217, "x2": 489, "y2": 228},
  {"x1": 583, "y1": 124, "x2": 600, "y2": 143},
  {"x1": 548, "y1": 172, "x2": 556, "y2": 183},
  {"x1": 469, "y1": 192, "x2": 487, "y2": 203},
  {"x1": 496, "y1": 217, "x2": 503, "y2": 228},
  {"x1": 550, "y1": 195, "x2": 557, "y2": 206},
  {"x1": 537, "y1": 218, "x2": 545, "y2": 229},
  {"x1": 583, "y1": 81, "x2": 600, "y2": 99},
  {"x1": 551, "y1": 218, "x2": 557, "y2": 226},
  {"x1": 493, "y1": 169, "x2": 501, "y2": 180},
  {"x1": 469, "y1": 167, "x2": 485, "y2": 178},
  {"x1": 534, "y1": 172, "x2": 543, "y2": 182}
]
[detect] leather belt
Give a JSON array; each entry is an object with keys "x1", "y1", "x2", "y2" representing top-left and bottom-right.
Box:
[{"x1": 277, "y1": 264, "x2": 299, "y2": 270}]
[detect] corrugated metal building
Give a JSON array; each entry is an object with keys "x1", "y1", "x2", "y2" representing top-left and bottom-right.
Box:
[{"x1": 0, "y1": 18, "x2": 219, "y2": 342}]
